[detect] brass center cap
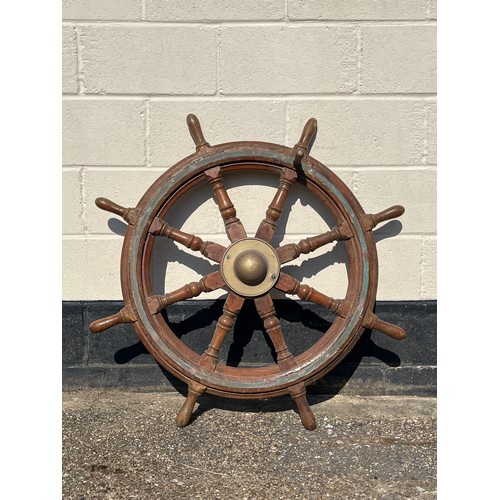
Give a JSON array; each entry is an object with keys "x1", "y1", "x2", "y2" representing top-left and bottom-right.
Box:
[
  {"x1": 234, "y1": 250, "x2": 268, "y2": 286},
  {"x1": 221, "y1": 238, "x2": 280, "y2": 298}
]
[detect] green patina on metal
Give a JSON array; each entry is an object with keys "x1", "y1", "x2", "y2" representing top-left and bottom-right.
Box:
[{"x1": 129, "y1": 148, "x2": 371, "y2": 390}]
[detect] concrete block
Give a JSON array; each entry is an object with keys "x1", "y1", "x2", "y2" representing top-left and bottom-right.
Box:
[
  {"x1": 362, "y1": 26, "x2": 436, "y2": 93},
  {"x1": 62, "y1": 0, "x2": 142, "y2": 21},
  {"x1": 288, "y1": 0, "x2": 428, "y2": 20},
  {"x1": 63, "y1": 99, "x2": 145, "y2": 165},
  {"x1": 427, "y1": 102, "x2": 437, "y2": 164},
  {"x1": 428, "y1": 0, "x2": 437, "y2": 19},
  {"x1": 62, "y1": 26, "x2": 78, "y2": 94},
  {"x1": 63, "y1": 237, "x2": 124, "y2": 299},
  {"x1": 355, "y1": 168, "x2": 436, "y2": 234},
  {"x1": 375, "y1": 237, "x2": 422, "y2": 300},
  {"x1": 219, "y1": 26, "x2": 357, "y2": 94},
  {"x1": 145, "y1": 0, "x2": 284, "y2": 21},
  {"x1": 80, "y1": 26, "x2": 216, "y2": 95},
  {"x1": 63, "y1": 168, "x2": 83, "y2": 234},
  {"x1": 288, "y1": 100, "x2": 426, "y2": 165},
  {"x1": 421, "y1": 237, "x2": 436, "y2": 299},
  {"x1": 84, "y1": 167, "x2": 221, "y2": 234},
  {"x1": 84, "y1": 168, "x2": 165, "y2": 234},
  {"x1": 149, "y1": 100, "x2": 285, "y2": 166}
]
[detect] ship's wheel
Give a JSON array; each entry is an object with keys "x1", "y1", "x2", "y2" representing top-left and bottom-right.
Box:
[{"x1": 89, "y1": 114, "x2": 406, "y2": 430}]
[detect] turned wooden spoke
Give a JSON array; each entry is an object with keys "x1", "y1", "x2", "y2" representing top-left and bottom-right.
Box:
[
  {"x1": 254, "y1": 293, "x2": 296, "y2": 370},
  {"x1": 199, "y1": 292, "x2": 245, "y2": 371},
  {"x1": 149, "y1": 217, "x2": 226, "y2": 263},
  {"x1": 275, "y1": 273, "x2": 351, "y2": 318},
  {"x1": 254, "y1": 167, "x2": 297, "y2": 242},
  {"x1": 147, "y1": 271, "x2": 225, "y2": 314},
  {"x1": 205, "y1": 166, "x2": 247, "y2": 242},
  {"x1": 254, "y1": 292, "x2": 317, "y2": 430},
  {"x1": 276, "y1": 221, "x2": 352, "y2": 264}
]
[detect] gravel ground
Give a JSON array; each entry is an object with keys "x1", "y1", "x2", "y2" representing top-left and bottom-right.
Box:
[{"x1": 62, "y1": 390, "x2": 436, "y2": 499}]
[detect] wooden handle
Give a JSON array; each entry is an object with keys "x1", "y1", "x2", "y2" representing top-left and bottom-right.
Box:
[
  {"x1": 289, "y1": 383, "x2": 316, "y2": 431},
  {"x1": 89, "y1": 306, "x2": 135, "y2": 333},
  {"x1": 175, "y1": 382, "x2": 206, "y2": 427},
  {"x1": 186, "y1": 114, "x2": 209, "y2": 150},
  {"x1": 95, "y1": 197, "x2": 137, "y2": 225},
  {"x1": 363, "y1": 312, "x2": 406, "y2": 340},
  {"x1": 372, "y1": 205, "x2": 405, "y2": 226},
  {"x1": 95, "y1": 197, "x2": 127, "y2": 218},
  {"x1": 295, "y1": 118, "x2": 317, "y2": 152}
]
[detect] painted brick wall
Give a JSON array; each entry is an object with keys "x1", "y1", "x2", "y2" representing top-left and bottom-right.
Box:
[{"x1": 62, "y1": 1, "x2": 437, "y2": 301}]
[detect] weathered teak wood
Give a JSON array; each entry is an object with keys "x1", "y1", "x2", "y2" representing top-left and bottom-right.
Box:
[
  {"x1": 89, "y1": 305, "x2": 136, "y2": 333},
  {"x1": 293, "y1": 117, "x2": 317, "y2": 165},
  {"x1": 186, "y1": 113, "x2": 210, "y2": 152},
  {"x1": 149, "y1": 217, "x2": 226, "y2": 263},
  {"x1": 147, "y1": 271, "x2": 225, "y2": 314},
  {"x1": 90, "y1": 113, "x2": 408, "y2": 431},
  {"x1": 95, "y1": 197, "x2": 138, "y2": 225},
  {"x1": 254, "y1": 293, "x2": 316, "y2": 429},
  {"x1": 254, "y1": 293, "x2": 294, "y2": 368},
  {"x1": 176, "y1": 380, "x2": 207, "y2": 427},
  {"x1": 199, "y1": 292, "x2": 245, "y2": 371},
  {"x1": 254, "y1": 167, "x2": 297, "y2": 242},
  {"x1": 205, "y1": 166, "x2": 247, "y2": 242},
  {"x1": 276, "y1": 222, "x2": 352, "y2": 264},
  {"x1": 275, "y1": 273, "x2": 351, "y2": 318},
  {"x1": 361, "y1": 205, "x2": 405, "y2": 231}
]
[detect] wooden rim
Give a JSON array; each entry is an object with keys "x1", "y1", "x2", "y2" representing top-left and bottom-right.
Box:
[{"x1": 118, "y1": 141, "x2": 378, "y2": 398}]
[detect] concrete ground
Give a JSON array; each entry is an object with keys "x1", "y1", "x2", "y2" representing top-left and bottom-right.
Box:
[{"x1": 62, "y1": 390, "x2": 436, "y2": 499}]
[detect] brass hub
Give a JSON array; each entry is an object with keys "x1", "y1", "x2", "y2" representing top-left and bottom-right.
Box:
[
  {"x1": 234, "y1": 250, "x2": 268, "y2": 285},
  {"x1": 221, "y1": 238, "x2": 280, "y2": 297}
]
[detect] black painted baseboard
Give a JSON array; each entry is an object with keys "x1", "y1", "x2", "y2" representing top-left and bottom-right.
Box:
[{"x1": 63, "y1": 300, "x2": 436, "y2": 396}]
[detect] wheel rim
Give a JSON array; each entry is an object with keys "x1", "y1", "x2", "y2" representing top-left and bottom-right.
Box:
[{"x1": 122, "y1": 143, "x2": 376, "y2": 397}]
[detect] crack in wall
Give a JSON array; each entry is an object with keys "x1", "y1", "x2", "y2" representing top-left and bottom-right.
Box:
[
  {"x1": 355, "y1": 25, "x2": 363, "y2": 94},
  {"x1": 74, "y1": 26, "x2": 87, "y2": 95},
  {"x1": 216, "y1": 27, "x2": 222, "y2": 96},
  {"x1": 422, "y1": 104, "x2": 429, "y2": 164},
  {"x1": 143, "y1": 98, "x2": 151, "y2": 167},
  {"x1": 79, "y1": 166, "x2": 89, "y2": 235}
]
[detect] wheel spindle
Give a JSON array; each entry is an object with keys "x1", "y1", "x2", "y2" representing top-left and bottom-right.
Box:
[
  {"x1": 89, "y1": 305, "x2": 136, "y2": 333},
  {"x1": 147, "y1": 272, "x2": 225, "y2": 314},
  {"x1": 176, "y1": 381, "x2": 207, "y2": 427},
  {"x1": 289, "y1": 383, "x2": 317, "y2": 431},
  {"x1": 186, "y1": 114, "x2": 210, "y2": 152},
  {"x1": 205, "y1": 166, "x2": 247, "y2": 242},
  {"x1": 275, "y1": 273, "x2": 351, "y2": 318},
  {"x1": 362, "y1": 205, "x2": 405, "y2": 231},
  {"x1": 276, "y1": 221, "x2": 352, "y2": 264},
  {"x1": 149, "y1": 217, "x2": 226, "y2": 263},
  {"x1": 293, "y1": 117, "x2": 317, "y2": 165},
  {"x1": 95, "y1": 197, "x2": 138, "y2": 225},
  {"x1": 362, "y1": 311, "x2": 406, "y2": 340},
  {"x1": 255, "y1": 167, "x2": 297, "y2": 242},
  {"x1": 199, "y1": 293, "x2": 244, "y2": 371}
]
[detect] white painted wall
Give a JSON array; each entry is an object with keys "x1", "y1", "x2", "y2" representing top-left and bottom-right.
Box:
[{"x1": 62, "y1": 0, "x2": 437, "y2": 301}]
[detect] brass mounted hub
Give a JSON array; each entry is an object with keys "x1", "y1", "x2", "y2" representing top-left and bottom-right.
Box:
[{"x1": 221, "y1": 238, "x2": 280, "y2": 297}]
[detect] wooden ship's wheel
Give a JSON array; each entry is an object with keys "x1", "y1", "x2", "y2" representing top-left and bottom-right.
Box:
[{"x1": 89, "y1": 115, "x2": 406, "y2": 430}]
